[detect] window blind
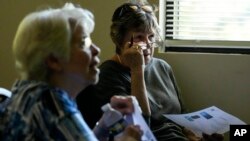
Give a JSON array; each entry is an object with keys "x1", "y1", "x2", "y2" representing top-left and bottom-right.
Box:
[{"x1": 159, "y1": 0, "x2": 250, "y2": 53}]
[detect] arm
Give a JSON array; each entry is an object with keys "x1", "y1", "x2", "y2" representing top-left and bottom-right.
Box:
[
  {"x1": 120, "y1": 42, "x2": 151, "y2": 117},
  {"x1": 168, "y1": 66, "x2": 187, "y2": 113},
  {"x1": 130, "y1": 65, "x2": 151, "y2": 116}
]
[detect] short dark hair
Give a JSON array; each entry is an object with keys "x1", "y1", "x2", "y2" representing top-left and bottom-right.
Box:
[{"x1": 110, "y1": 2, "x2": 160, "y2": 54}]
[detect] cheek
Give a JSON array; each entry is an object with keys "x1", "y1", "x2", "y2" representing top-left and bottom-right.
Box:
[
  {"x1": 80, "y1": 54, "x2": 91, "y2": 68},
  {"x1": 150, "y1": 48, "x2": 154, "y2": 56},
  {"x1": 72, "y1": 51, "x2": 91, "y2": 69}
]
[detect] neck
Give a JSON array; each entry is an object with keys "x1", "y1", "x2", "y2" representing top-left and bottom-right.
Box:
[
  {"x1": 111, "y1": 54, "x2": 122, "y2": 64},
  {"x1": 49, "y1": 74, "x2": 88, "y2": 99}
]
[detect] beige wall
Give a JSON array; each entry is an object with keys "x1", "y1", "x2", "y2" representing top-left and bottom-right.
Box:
[
  {"x1": 0, "y1": 0, "x2": 127, "y2": 88},
  {"x1": 155, "y1": 52, "x2": 250, "y2": 123},
  {"x1": 0, "y1": 1, "x2": 249, "y2": 139}
]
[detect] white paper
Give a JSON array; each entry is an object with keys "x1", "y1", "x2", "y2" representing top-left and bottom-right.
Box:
[
  {"x1": 124, "y1": 96, "x2": 157, "y2": 141},
  {"x1": 163, "y1": 106, "x2": 246, "y2": 137}
]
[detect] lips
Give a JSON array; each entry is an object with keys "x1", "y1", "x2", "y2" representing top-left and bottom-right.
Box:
[
  {"x1": 143, "y1": 50, "x2": 151, "y2": 56},
  {"x1": 91, "y1": 57, "x2": 100, "y2": 67},
  {"x1": 89, "y1": 57, "x2": 99, "y2": 72}
]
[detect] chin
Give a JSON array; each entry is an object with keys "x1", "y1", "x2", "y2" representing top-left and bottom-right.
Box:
[
  {"x1": 90, "y1": 74, "x2": 100, "y2": 85},
  {"x1": 144, "y1": 56, "x2": 152, "y2": 65},
  {"x1": 93, "y1": 77, "x2": 99, "y2": 85},
  {"x1": 88, "y1": 69, "x2": 100, "y2": 84}
]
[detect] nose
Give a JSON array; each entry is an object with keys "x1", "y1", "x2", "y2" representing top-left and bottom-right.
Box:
[
  {"x1": 145, "y1": 38, "x2": 153, "y2": 49},
  {"x1": 140, "y1": 35, "x2": 154, "y2": 49},
  {"x1": 91, "y1": 43, "x2": 101, "y2": 56}
]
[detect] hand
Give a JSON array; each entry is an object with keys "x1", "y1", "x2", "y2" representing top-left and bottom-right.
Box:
[
  {"x1": 120, "y1": 42, "x2": 145, "y2": 70},
  {"x1": 114, "y1": 125, "x2": 143, "y2": 141},
  {"x1": 182, "y1": 127, "x2": 202, "y2": 141},
  {"x1": 202, "y1": 133, "x2": 224, "y2": 141},
  {"x1": 182, "y1": 128, "x2": 224, "y2": 141},
  {"x1": 110, "y1": 95, "x2": 134, "y2": 115}
]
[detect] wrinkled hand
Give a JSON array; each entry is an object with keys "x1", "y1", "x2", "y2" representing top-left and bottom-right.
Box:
[
  {"x1": 183, "y1": 128, "x2": 224, "y2": 141},
  {"x1": 115, "y1": 125, "x2": 143, "y2": 141},
  {"x1": 110, "y1": 95, "x2": 134, "y2": 115},
  {"x1": 182, "y1": 127, "x2": 202, "y2": 141},
  {"x1": 120, "y1": 42, "x2": 144, "y2": 69}
]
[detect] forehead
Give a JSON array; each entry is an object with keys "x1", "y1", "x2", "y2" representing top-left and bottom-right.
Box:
[
  {"x1": 128, "y1": 29, "x2": 155, "y2": 35},
  {"x1": 72, "y1": 24, "x2": 90, "y2": 38},
  {"x1": 68, "y1": 16, "x2": 93, "y2": 37},
  {"x1": 129, "y1": 20, "x2": 157, "y2": 33}
]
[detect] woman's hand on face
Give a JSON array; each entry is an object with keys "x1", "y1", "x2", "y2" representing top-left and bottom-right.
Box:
[{"x1": 120, "y1": 42, "x2": 145, "y2": 70}]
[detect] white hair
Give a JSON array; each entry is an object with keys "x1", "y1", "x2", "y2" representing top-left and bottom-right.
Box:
[{"x1": 12, "y1": 3, "x2": 94, "y2": 81}]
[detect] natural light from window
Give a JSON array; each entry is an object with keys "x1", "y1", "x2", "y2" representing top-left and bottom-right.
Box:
[{"x1": 166, "y1": 0, "x2": 250, "y2": 41}]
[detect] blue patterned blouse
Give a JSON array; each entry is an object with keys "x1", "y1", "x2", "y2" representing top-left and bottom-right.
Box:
[{"x1": 0, "y1": 80, "x2": 98, "y2": 141}]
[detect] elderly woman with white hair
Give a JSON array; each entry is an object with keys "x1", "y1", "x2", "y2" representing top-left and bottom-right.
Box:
[{"x1": 0, "y1": 3, "x2": 141, "y2": 141}]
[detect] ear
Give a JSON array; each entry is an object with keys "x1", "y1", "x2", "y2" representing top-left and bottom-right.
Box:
[{"x1": 45, "y1": 55, "x2": 63, "y2": 72}]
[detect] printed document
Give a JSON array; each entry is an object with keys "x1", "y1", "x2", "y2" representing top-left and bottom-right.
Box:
[{"x1": 163, "y1": 106, "x2": 246, "y2": 137}]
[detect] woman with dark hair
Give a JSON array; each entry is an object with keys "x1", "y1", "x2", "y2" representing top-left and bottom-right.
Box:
[{"x1": 77, "y1": 1, "x2": 223, "y2": 141}]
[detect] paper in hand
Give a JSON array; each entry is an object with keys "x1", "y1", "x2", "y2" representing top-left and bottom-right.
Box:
[{"x1": 124, "y1": 96, "x2": 157, "y2": 141}]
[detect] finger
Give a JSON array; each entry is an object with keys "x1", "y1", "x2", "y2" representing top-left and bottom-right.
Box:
[
  {"x1": 125, "y1": 125, "x2": 143, "y2": 138},
  {"x1": 211, "y1": 133, "x2": 224, "y2": 140},
  {"x1": 133, "y1": 42, "x2": 147, "y2": 52},
  {"x1": 111, "y1": 95, "x2": 133, "y2": 103},
  {"x1": 124, "y1": 41, "x2": 133, "y2": 50},
  {"x1": 134, "y1": 125, "x2": 143, "y2": 137},
  {"x1": 202, "y1": 133, "x2": 224, "y2": 141},
  {"x1": 202, "y1": 133, "x2": 211, "y2": 140},
  {"x1": 110, "y1": 96, "x2": 134, "y2": 114},
  {"x1": 132, "y1": 45, "x2": 140, "y2": 50}
]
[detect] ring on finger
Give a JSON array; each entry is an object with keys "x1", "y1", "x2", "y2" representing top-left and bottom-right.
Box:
[{"x1": 135, "y1": 45, "x2": 140, "y2": 50}]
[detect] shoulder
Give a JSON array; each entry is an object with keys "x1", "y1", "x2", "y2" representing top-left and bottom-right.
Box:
[
  {"x1": 148, "y1": 58, "x2": 172, "y2": 70},
  {"x1": 9, "y1": 80, "x2": 49, "y2": 110},
  {"x1": 8, "y1": 80, "x2": 71, "y2": 116},
  {"x1": 0, "y1": 81, "x2": 52, "y2": 138},
  {"x1": 100, "y1": 60, "x2": 129, "y2": 73}
]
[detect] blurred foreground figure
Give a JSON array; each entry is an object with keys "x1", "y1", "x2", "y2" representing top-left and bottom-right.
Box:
[{"x1": 0, "y1": 3, "x2": 141, "y2": 141}]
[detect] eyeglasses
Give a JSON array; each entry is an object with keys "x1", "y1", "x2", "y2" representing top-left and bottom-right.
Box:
[
  {"x1": 118, "y1": 4, "x2": 154, "y2": 17},
  {"x1": 131, "y1": 42, "x2": 159, "y2": 50},
  {"x1": 148, "y1": 42, "x2": 159, "y2": 48},
  {"x1": 140, "y1": 42, "x2": 159, "y2": 50},
  {"x1": 130, "y1": 34, "x2": 160, "y2": 49}
]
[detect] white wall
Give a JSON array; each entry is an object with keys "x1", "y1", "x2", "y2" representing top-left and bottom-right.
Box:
[{"x1": 0, "y1": 0, "x2": 126, "y2": 88}]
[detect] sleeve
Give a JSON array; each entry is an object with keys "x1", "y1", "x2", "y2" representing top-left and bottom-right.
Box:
[
  {"x1": 168, "y1": 65, "x2": 188, "y2": 113},
  {"x1": 37, "y1": 90, "x2": 98, "y2": 141},
  {"x1": 52, "y1": 112, "x2": 98, "y2": 141}
]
